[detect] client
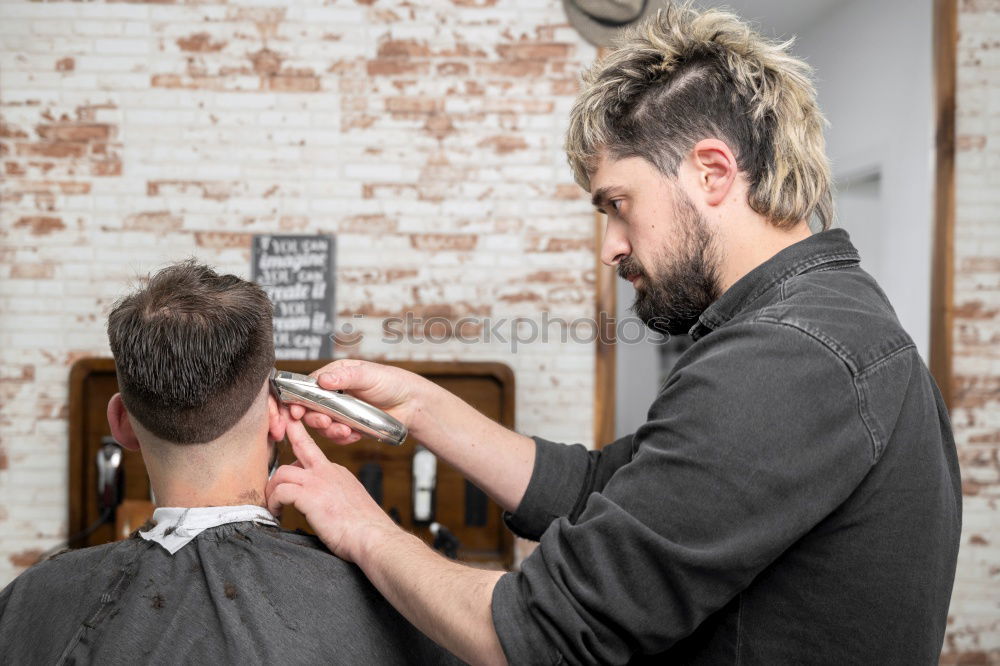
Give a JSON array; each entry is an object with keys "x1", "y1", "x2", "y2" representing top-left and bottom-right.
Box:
[{"x1": 0, "y1": 260, "x2": 459, "y2": 664}]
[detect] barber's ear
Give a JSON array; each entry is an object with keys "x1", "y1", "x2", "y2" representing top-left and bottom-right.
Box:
[
  {"x1": 107, "y1": 394, "x2": 141, "y2": 451},
  {"x1": 267, "y1": 394, "x2": 288, "y2": 443},
  {"x1": 689, "y1": 139, "x2": 738, "y2": 207}
]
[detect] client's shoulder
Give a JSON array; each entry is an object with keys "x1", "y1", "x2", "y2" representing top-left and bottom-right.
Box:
[
  {"x1": 205, "y1": 524, "x2": 461, "y2": 663},
  {"x1": 246, "y1": 524, "x2": 369, "y2": 576},
  {"x1": 202, "y1": 522, "x2": 366, "y2": 580},
  {"x1": 224, "y1": 522, "x2": 337, "y2": 557},
  {"x1": 9, "y1": 538, "x2": 142, "y2": 587},
  {"x1": 1, "y1": 537, "x2": 145, "y2": 622},
  {"x1": 266, "y1": 525, "x2": 331, "y2": 551}
]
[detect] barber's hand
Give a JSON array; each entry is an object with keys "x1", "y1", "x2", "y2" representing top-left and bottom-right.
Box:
[
  {"x1": 266, "y1": 418, "x2": 399, "y2": 562},
  {"x1": 289, "y1": 359, "x2": 431, "y2": 445}
]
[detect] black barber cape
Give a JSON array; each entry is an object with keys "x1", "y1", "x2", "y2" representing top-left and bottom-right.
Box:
[{"x1": 0, "y1": 520, "x2": 461, "y2": 664}]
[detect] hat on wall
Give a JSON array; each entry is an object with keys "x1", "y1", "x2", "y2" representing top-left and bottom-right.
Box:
[{"x1": 563, "y1": 0, "x2": 667, "y2": 48}]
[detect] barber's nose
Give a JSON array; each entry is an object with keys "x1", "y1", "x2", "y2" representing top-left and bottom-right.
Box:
[{"x1": 600, "y1": 218, "x2": 630, "y2": 267}]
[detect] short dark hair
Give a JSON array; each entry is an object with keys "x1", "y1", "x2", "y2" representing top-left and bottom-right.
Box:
[{"x1": 107, "y1": 260, "x2": 275, "y2": 444}]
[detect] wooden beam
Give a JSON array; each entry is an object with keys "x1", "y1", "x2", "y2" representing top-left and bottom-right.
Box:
[
  {"x1": 592, "y1": 53, "x2": 617, "y2": 449},
  {"x1": 930, "y1": 0, "x2": 957, "y2": 409},
  {"x1": 594, "y1": 209, "x2": 617, "y2": 448}
]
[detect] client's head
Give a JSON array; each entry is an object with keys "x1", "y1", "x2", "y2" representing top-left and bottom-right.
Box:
[{"x1": 105, "y1": 259, "x2": 285, "y2": 507}]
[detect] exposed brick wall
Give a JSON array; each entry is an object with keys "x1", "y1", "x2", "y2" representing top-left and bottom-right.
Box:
[
  {"x1": 942, "y1": 2, "x2": 1000, "y2": 663},
  {"x1": 0, "y1": 0, "x2": 597, "y2": 584}
]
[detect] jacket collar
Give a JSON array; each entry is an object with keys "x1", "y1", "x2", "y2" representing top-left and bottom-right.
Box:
[{"x1": 689, "y1": 228, "x2": 861, "y2": 341}]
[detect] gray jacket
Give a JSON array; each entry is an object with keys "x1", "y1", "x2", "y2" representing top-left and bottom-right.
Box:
[{"x1": 492, "y1": 229, "x2": 962, "y2": 665}]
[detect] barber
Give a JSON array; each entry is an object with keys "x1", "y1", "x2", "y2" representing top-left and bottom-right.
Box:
[{"x1": 266, "y1": 6, "x2": 960, "y2": 665}]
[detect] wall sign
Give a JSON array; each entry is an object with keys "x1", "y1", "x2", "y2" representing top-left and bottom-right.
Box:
[{"x1": 251, "y1": 234, "x2": 335, "y2": 360}]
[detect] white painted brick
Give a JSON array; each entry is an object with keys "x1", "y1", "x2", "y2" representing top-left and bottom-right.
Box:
[
  {"x1": 94, "y1": 38, "x2": 149, "y2": 55},
  {"x1": 84, "y1": 4, "x2": 151, "y2": 20},
  {"x1": 74, "y1": 20, "x2": 126, "y2": 37},
  {"x1": 302, "y1": 7, "x2": 368, "y2": 24}
]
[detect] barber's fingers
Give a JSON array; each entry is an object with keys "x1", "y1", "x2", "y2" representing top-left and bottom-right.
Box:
[
  {"x1": 269, "y1": 463, "x2": 310, "y2": 487},
  {"x1": 285, "y1": 419, "x2": 328, "y2": 469},
  {"x1": 316, "y1": 361, "x2": 374, "y2": 393},
  {"x1": 267, "y1": 482, "x2": 302, "y2": 517},
  {"x1": 309, "y1": 358, "x2": 365, "y2": 378},
  {"x1": 302, "y1": 411, "x2": 333, "y2": 430},
  {"x1": 301, "y1": 412, "x2": 363, "y2": 445},
  {"x1": 264, "y1": 462, "x2": 308, "y2": 510},
  {"x1": 284, "y1": 359, "x2": 367, "y2": 421},
  {"x1": 303, "y1": 413, "x2": 351, "y2": 438},
  {"x1": 309, "y1": 359, "x2": 366, "y2": 386}
]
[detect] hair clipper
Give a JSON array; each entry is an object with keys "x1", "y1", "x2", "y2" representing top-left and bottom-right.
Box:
[{"x1": 270, "y1": 369, "x2": 407, "y2": 446}]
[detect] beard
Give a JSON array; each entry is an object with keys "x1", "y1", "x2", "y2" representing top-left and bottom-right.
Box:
[{"x1": 618, "y1": 190, "x2": 722, "y2": 336}]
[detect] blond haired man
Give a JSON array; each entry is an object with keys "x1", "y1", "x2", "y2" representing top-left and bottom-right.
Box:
[{"x1": 266, "y1": 5, "x2": 961, "y2": 664}]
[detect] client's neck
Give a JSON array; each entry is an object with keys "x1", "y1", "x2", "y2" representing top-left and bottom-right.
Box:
[
  {"x1": 148, "y1": 460, "x2": 268, "y2": 509},
  {"x1": 139, "y1": 431, "x2": 272, "y2": 510}
]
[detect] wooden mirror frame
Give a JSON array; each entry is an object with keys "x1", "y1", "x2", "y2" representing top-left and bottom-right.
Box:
[
  {"x1": 930, "y1": 0, "x2": 956, "y2": 409},
  {"x1": 593, "y1": 0, "x2": 958, "y2": 447}
]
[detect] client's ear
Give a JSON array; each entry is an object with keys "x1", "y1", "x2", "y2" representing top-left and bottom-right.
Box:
[
  {"x1": 107, "y1": 393, "x2": 141, "y2": 451},
  {"x1": 267, "y1": 394, "x2": 288, "y2": 444}
]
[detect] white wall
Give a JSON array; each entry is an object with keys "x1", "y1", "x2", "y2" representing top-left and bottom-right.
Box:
[
  {"x1": 614, "y1": 278, "x2": 662, "y2": 440},
  {"x1": 795, "y1": 0, "x2": 935, "y2": 358}
]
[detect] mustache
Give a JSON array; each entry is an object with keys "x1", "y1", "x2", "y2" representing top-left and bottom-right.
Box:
[{"x1": 617, "y1": 256, "x2": 645, "y2": 281}]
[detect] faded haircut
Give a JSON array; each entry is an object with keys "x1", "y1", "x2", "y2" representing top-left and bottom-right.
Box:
[
  {"x1": 565, "y1": 2, "x2": 834, "y2": 230},
  {"x1": 107, "y1": 260, "x2": 275, "y2": 444}
]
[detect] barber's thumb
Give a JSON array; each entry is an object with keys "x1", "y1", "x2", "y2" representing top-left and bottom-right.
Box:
[{"x1": 318, "y1": 371, "x2": 343, "y2": 389}]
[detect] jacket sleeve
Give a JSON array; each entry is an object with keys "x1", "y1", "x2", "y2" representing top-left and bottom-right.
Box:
[
  {"x1": 0, "y1": 576, "x2": 11, "y2": 625},
  {"x1": 491, "y1": 321, "x2": 875, "y2": 664},
  {"x1": 503, "y1": 433, "x2": 635, "y2": 541}
]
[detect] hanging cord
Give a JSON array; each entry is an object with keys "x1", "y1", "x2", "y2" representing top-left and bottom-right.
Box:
[
  {"x1": 36, "y1": 438, "x2": 124, "y2": 563},
  {"x1": 37, "y1": 507, "x2": 114, "y2": 563}
]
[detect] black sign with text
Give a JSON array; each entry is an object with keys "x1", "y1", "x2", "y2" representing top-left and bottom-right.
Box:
[{"x1": 251, "y1": 234, "x2": 335, "y2": 360}]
